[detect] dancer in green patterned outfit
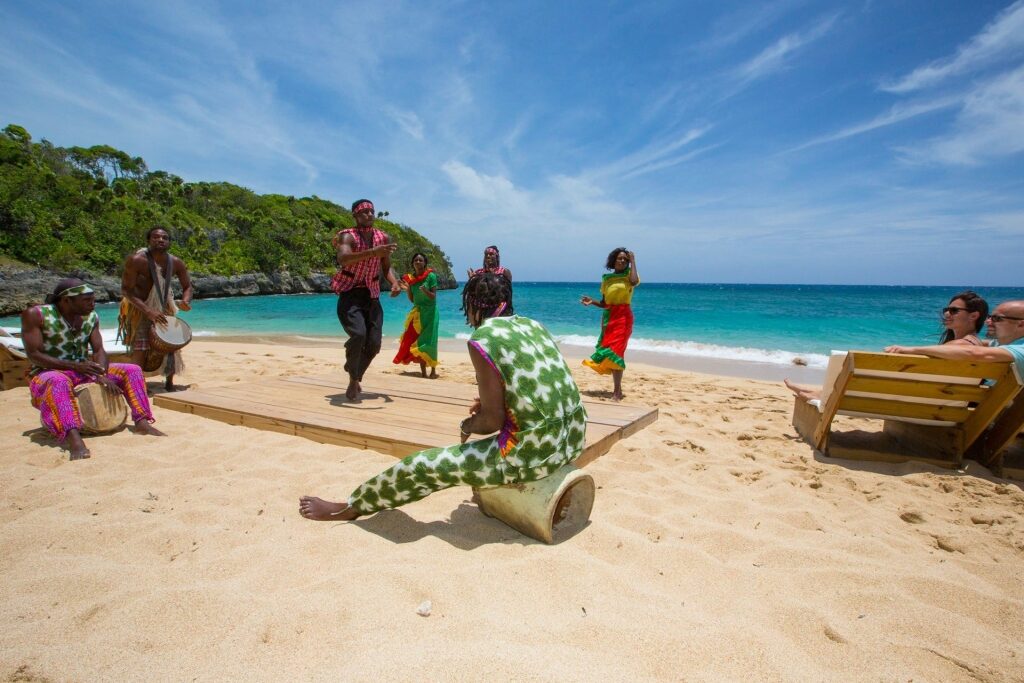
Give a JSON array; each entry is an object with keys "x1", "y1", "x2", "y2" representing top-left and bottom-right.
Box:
[{"x1": 300, "y1": 272, "x2": 587, "y2": 521}]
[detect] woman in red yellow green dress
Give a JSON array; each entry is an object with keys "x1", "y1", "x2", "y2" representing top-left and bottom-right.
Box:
[
  {"x1": 393, "y1": 252, "x2": 439, "y2": 378},
  {"x1": 580, "y1": 248, "x2": 639, "y2": 401}
]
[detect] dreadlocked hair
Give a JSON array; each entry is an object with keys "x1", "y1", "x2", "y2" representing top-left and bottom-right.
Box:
[{"x1": 462, "y1": 272, "x2": 514, "y2": 326}]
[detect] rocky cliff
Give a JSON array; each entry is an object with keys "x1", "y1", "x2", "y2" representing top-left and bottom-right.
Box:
[{"x1": 0, "y1": 263, "x2": 457, "y2": 317}]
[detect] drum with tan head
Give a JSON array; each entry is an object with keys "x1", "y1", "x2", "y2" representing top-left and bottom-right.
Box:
[
  {"x1": 149, "y1": 316, "x2": 192, "y2": 354},
  {"x1": 74, "y1": 383, "x2": 127, "y2": 434}
]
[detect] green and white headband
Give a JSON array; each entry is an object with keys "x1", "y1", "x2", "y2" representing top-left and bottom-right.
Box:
[{"x1": 58, "y1": 284, "x2": 94, "y2": 299}]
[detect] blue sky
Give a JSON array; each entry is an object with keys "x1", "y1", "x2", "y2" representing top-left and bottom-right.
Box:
[{"x1": 1, "y1": 1, "x2": 1022, "y2": 285}]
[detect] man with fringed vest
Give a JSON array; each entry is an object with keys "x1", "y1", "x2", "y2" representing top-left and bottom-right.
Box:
[
  {"x1": 118, "y1": 226, "x2": 193, "y2": 392},
  {"x1": 332, "y1": 198, "x2": 401, "y2": 400}
]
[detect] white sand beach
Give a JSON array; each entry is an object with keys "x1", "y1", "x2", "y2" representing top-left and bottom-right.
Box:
[{"x1": 1, "y1": 338, "x2": 1022, "y2": 681}]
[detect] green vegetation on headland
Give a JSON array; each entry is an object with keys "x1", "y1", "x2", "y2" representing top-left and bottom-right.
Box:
[{"x1": 0, "y1": 124, "x2": 455, "y2": 283}]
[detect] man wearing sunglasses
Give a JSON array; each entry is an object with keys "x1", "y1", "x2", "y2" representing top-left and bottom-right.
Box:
[{"x1": 885, "y1": 300, "x2": 1024, "y2": 371}]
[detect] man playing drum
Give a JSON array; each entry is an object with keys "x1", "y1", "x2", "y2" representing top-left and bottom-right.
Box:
[
  {"x1": 332, "y1": 199, "x2": 402, "y2": 400},
  {"x1": 118, "y1": 226, "x2": 194, "y2": 391},
  {"x1": 22, "y1": 279, "x2": 164, "y2": 461}
]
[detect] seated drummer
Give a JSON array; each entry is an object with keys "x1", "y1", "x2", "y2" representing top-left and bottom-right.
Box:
[
  {"x1": 21, "y1": 278, "x2": 165, "y2": 461},
  {"x1": 300, "y1": 272, "x2": 587, "y2": 522}
]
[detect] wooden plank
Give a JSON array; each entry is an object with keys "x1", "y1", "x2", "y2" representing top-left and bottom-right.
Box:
[
  {"x1": 288, "y1": 374, "x2": 655, "y2": 428},
  {"x1": 815, "y1": 353, "x2": 854, "y2": 450},
  {"x1": 851, "y1": 352, "x2": 1011, "y2": 380},
  {"x1": 836, "y1": 395, "x2": 971, "y2": 422},
  {"x1": 792, "y1": 396, "x2": 821, "y2": 446},
  {"x1": 298, "y1": 374, "x2": 657, "y2": 420},
  {"x1": 210, "y1": 379, "x2": 469, "y2": 421},
  {"x1": 846, "y1": 376, "x2": 987, "y2": 402},
  {"x1": 961, "y1": 366, "x2": 1023, "y2": 459},
  {"x1": 276, "y1": 374, "x2": 656, "y2": 435},
  {"x1": 576, "y1": 424, "x2": 623, "y2": 468},
  {"x1": 155, "y1": 373, "x2": 656, "y2": 467},
  {"x1": 157, "y1": 390, "x2": 448, "y2": 444}
]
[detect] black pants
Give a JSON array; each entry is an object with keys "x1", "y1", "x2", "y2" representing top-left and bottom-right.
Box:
[{"x1": 337, "y1": 288, "x2": 384, "y2": 382}]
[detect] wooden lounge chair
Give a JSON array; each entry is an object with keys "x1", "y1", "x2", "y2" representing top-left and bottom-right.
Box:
[
  {"x1": 792, "y1": 351, "x2": 1023, "y2": 469},
  {"x1": 0, "y1": 334, "x2": 31, "y2": 390},
  {"x1": 968, "y1": 395, "x2": 1024, "y2": 478}
]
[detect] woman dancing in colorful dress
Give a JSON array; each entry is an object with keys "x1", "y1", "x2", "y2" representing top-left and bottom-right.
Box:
[
  {"x1": 466, "y1": 245, "x2": 512, "y2": 282},
  {"x1": 300, "y1": 272, "x2": 587, "y2": 522},
  {"x1": 581, "y1": 248, "x2": 639, "y2": 401},
  {"x1": 393, "y1": 252, "x2": 439, "y2": 378}
]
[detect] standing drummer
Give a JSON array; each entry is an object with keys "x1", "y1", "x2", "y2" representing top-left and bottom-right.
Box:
[
  {"x1": 118, "y1": 226, "x2": 193, "y2": 392},
  {"x1": 22, "y1": 278, "x2": 164, "y2": 461}
]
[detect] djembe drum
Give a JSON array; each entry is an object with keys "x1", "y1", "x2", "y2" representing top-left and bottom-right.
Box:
[
  {"x1": 74, "y1": 383, "x2": 127, "y2": 434},
  {"x1": 143, "y1": 317, "x2": 193, "y2": 372}
]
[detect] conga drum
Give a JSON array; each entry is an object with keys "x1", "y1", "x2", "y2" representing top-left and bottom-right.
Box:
[
  {"x1": 143, "y1": 317, "x2": 193, "y2": 372},
  {"x1": 74, "y1": 383, "x2": 127, "y2": 434}
]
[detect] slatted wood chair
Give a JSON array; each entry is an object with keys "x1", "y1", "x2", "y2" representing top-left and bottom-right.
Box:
[
  {"x1": 792, "y1": 351, "x2": 1023, "y2": 469},
  {"x1": 968, "y1": 396, "x2": 1024, "y2": 478},
  {"x1": 0, "y1": 329, "x2": 31, "y2": 390}
]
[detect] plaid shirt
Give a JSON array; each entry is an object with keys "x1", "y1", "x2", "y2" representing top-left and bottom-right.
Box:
[{"x1": 331, "y1": 228, "x2": 389, "y2": 298}]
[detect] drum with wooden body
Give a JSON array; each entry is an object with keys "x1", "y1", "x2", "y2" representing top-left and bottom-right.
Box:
[
  {"x1": 150, "y1": 316, "x2": 192, "y2": 354},
  {"x1": 143, "y1": 317, "x2": 192, "y2": 372},
  {"x1": 74, "y1": 382, "x2": 127, "y2": 434}
]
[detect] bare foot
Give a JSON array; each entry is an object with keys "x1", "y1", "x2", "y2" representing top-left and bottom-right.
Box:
[
  {"x1": 164, "y1": 383, "x2": 189, "y2": 392},
  {"x1": 784, "y1": 379, "x2": 821, "y2": 401},
  {"x1": 612, "y1": 392, "x2": 623, "y2": 402},
  {"x1": 299, "y1": 496, "x2": 361, "y2": 521},
  {"x1": 133, "y1": 420, "x2": 167, "y2": 436},
  {"x1": 419, "y1": 363, "x2": 427, "y2": 378},
  {"x1": 68, "y1": 430, "x2": 91, "y2": 460},
  {"x1": 429, "y1": 368, "x2": 438, "y2": 379},
  {"x1": 345, "y1": 379, "x2": 359, "y2": 400}
]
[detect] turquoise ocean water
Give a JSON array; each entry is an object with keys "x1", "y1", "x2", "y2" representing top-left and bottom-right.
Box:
[{"x1": 4, "y1": 283, "x2": 1023, "y2": 370}]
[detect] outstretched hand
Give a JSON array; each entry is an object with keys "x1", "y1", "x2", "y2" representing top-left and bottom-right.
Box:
[{"x1": 580, "y1": 296, "x2": 595, "y2": 307}]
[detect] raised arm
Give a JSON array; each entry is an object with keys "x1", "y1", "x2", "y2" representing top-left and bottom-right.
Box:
[
  {"x1": 627, "y1": 251, "x2": 639, "y2": 286},
  {"x1": 884, "y1": 343, "x2": 1014, "y2": 363},
  {"x1": 336, "y1": 233, "x2": 397, "y2": 267},
  {"x1": 174, "y1": 258, "x2": 193, "y2": 309}
]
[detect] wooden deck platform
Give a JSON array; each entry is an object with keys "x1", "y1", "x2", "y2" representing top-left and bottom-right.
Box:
[{"x1": 154, "y1": 374, "x2": 658, "y2": 465}]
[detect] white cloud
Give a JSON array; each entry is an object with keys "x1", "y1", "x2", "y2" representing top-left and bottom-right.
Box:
[
  {"x1": 882, "y1": 0, "x2": 1024, "y2": 93},
  {"x1": 899, "y1": 65, "x2": 1024, "y2": 165},
  {"x1": 441, "y1": 160, "x2": 527, "y2": 207},
  {"x1": 598, "y1": 127, "x2": 712, "y2": 180},
  {"x1": 733, "y1": 14, "x2": 838, "y2": 84},
  {"x1": 385, "y1": 107, "x2": 425, "y2": 140},
  {"x1": 788, "y1": 96, "x2": 960, "y2": 152}
]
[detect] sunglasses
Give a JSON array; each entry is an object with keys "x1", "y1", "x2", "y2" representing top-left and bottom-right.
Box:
[
  {"x1": 942, "y1": 306, "x2": 969, "y2": 315},
  {"x1": 987, "y1": 314, "x2": 1024, "y2": 323}
]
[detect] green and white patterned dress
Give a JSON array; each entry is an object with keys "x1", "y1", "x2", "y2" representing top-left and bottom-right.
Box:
[{"x1": 347, "y1": 315, "x2": 588, "y2": 514}]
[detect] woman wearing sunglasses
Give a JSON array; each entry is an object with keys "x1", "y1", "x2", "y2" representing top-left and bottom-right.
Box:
[
  {"x1": 938, "y1": 290, "x2": 988, "y2": 346},
  {"x1": 785, "y1": 290, "x2": 989, "y2": 401}
]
